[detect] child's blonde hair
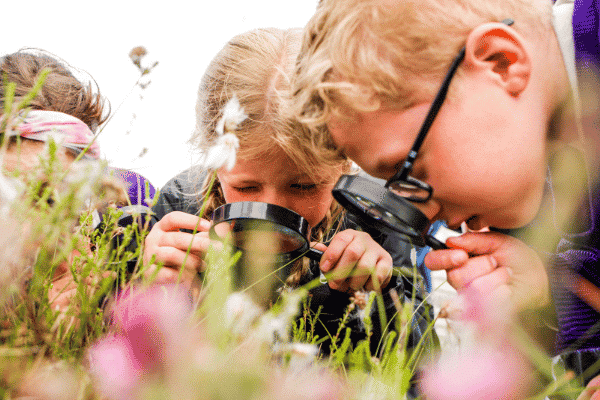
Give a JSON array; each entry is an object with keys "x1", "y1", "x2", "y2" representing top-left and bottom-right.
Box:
[
  {"x1": 291, "y1": 0, "x2": 553, "y2": 132},
  {"x1": 189, "y1": 28, "x2": 352, "y2": 286}
]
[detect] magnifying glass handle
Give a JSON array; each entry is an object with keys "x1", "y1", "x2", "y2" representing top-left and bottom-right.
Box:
[
  {"x1": 426, "y1": 225, "x2": 463, "y2": 250},
  {"x1": 425, "y1": 235, "x2": 448, "y2": 250},
  {"x1": 305, "y1": 247, "x2": 324, "y2": 262}
]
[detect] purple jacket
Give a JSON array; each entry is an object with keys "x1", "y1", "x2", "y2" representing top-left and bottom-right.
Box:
[{"x1": 551, "y1": 0, "x2": 600, "y2": 354}]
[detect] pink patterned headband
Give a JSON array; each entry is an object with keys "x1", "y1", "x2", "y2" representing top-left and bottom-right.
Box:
[{"x1": 9, "y1": 110, "x2": 101, "y2": 160}]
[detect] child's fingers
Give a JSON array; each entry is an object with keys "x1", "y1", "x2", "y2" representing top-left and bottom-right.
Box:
[
  {"x1": 445, "y1": 254, "x2": 498, "y2": 290},
  {"x1": 144, "y1": 263, "x2": 201, "y2": 287},
  {"x1": 425, "y1": 232, "x2": 511, "y2": 272},
  {"x1": 158, "y1": 231, "x2": 210, "y2": 255},
  {"x1": 310, "y1": 242, "x2": 328, "y2": 253},
  {"x1": 319, "y1": 230, "x2": 356, "y2": 272},
  {"x1": 445, "y1": 231, "x2": 512, "y2": 256},
  {"x1": 466, "y1": 266, "x2": 512, "y2": 296},
  {"x1": 577, "y1": 375, "x2": 600, "y2": 400},
  {"x1": 156, "y1": 211, "x2": 211, "y2": 233},
  {"x1": 325, "y1": 239, "x2": 368, "y2": 292},
  {"x1": 146, "y1": 264, "x2": 181, "y2": 285},
  {"x1": 424, "y1": 248, "x2": 469, "y2": 271},
  {"x1": 50, "y1": 289, "x2": 78, "y2": 311},
  {"x1": 152, "y1": 247, "x2": 205, "y2": 271},
  {"x1": 364, "y1": 257, "x2": 393, "y2": 292},
  {"x1": 345, "y1": 249, "x2": 379, "y2": 292}
]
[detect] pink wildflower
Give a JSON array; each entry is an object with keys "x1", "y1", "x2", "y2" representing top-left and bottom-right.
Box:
[
  {"x1": 266, "y1": 365, "x2": 350, "y2": 400},
  {"x1": 460, "y1": 286, "x2": 514, "y2": 338},
  {"x1": 421, "y1": 285, "x2": 534, "y2": 399},
  {"x1": 420, "y1": 342, "x2": 532, "y2": 400},
  {"x1": 88, "y1": 335, "x2": 143, "y2": 400},
  {"x1": 87, "y1": 285, "x2": 194, "y2": 399}
]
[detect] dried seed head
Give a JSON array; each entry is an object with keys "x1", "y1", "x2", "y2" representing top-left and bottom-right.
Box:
[{"x1": 129, "y1": 46, "x2": 148, "y2": 67}]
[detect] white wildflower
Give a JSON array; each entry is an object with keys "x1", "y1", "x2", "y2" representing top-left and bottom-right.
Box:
[
  {"x1": 201, "y1": 133, "x2": 240, "y2": 171},
  {"x1": 215, "y1": 95, "x2": 247, "y2": 136},
  {"x1": 289, "y1": 342, "x2": 319, "y2": 358},
  {"x1": 437, "y1": 294, "x2": 466, "y2": 321},
  {"x1": 0, "y1": 171, "x2": 23, "y2": 216},
  {"x1": 255, "y1": 289, "x2": 305, "y2": 343},
  {"x1": 57, "y1": 159, "x2": 106, "y2": 215},
  {"x1": 272, "y1": 342, "x2": 319, "y2": 369},
  {"x1": 225, "y1": 292, "x2": 263, "y2": 335},
  {"x1": 201, "y1": 95, "x2": 246, "y2": 171}
]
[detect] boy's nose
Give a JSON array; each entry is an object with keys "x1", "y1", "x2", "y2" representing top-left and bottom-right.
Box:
[{"x1": 412, "y1": 199, "x2": 442, "y2": 222}]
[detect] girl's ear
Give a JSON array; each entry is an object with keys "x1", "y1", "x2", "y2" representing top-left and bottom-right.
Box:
[{"x1": 464, "y1": 22, "x2": 531, "y2": 97}]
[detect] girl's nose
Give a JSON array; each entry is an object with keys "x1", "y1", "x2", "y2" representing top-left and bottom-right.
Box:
[{"x1": 260, "y1": 190, "x2": 290, "y2": 209}]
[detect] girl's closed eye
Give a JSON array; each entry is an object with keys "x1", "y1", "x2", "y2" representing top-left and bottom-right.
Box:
[
  {"x1": 291, "y1": 183, "x2": 317, "y2": 191},
  {"x1": 232, "y1": 185, "x2": 259, "y2": 193}
]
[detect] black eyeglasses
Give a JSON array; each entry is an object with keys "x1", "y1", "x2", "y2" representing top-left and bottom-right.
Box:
[
  {"x1": 331, "y1": 19, "x2": 514, "y2": 248},
  {"x1": 385, "y1": 18, "x2": 514, "y2": 203}
]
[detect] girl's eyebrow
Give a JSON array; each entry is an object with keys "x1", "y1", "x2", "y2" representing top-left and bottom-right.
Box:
[{"x1": 229, "y1": 178, "x2": 260, "y2": 184}]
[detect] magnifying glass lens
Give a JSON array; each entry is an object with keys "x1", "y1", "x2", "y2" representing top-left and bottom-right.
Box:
[
  {"x1": 354, "y1": 195, "x2": 402, "y2": 225},
  {"x1": 212, "y1": 217, "x2": 307, "y2": 254},
  {"x1": 332, "y1": 175, "x2": 433, "y2": 247},
  {"x1": 390, "y1": 183, "x2": 429, "y2": 201}
]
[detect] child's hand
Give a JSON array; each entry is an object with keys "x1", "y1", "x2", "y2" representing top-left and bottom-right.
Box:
[
  {"x1": 577, "y1": 374, "x2": 600, "y2": 400},
  {"x1": 424, "y1": 231, "x2": 551, "y2": 314},
  {"x1": 313, "y1": 229, "x2": 393, "y2": 293},
  {"x1": 142, "y1": 211, "x2": 212, "y2": 290}
]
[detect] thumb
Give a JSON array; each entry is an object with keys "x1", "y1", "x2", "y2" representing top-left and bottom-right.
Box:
[
  {"x1": 445, "y1": 231, "x2": 508, "y2": 256},
  {"x1": 310, "y1": 242, "x2": 328, "y2": 253}
]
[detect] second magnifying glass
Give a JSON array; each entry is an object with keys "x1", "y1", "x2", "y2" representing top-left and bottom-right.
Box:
[{"x1": 332, "y1": 175, "x2": 461, "y2": 249}]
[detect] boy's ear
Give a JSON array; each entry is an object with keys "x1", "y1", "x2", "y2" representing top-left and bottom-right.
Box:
[{"x1": 464, "y1": 23, "x2": 531, "y2": 97}]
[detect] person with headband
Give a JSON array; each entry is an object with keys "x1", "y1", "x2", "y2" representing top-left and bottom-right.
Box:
[
  {"x1": 0, "y1": 50, "x2": 156, "y2": 311},
  {"x1": 291, "y1": 0, "x2": 600, "y2": 391},
  {"x1": 144, "y1": 28, "x2": 437, "y2": 361}
]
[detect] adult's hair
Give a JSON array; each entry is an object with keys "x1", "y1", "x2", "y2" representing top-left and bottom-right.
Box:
[{"x1": 0, "y1": 49, "x2": 108, "y2": 133}]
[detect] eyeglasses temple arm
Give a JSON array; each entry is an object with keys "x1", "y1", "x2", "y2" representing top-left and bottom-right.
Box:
[
  {"x1": 386, "y1": 18, "x2": 514, "y2": 187},
  {"x1": 386, "y1": 47, "x2": 466, "y2": 187}
]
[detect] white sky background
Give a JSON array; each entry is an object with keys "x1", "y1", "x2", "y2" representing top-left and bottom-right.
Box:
[{"x1": 1, "y1": 0, "x2": 320, "y2": 188}]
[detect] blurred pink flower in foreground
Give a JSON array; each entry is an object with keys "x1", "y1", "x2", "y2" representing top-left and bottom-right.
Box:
[
  {"x1": 420, "y1": 342, "x2": 532, "y2": 400},
  {"x1": 420, "y1": 286, "x2": 533, "y2": 399},
  {"x1": 87, "y1": 284, "x2": 193, "y2": 400},
  {"x1": 266, "y1": 365, "x2": 350, "y2": 400}
]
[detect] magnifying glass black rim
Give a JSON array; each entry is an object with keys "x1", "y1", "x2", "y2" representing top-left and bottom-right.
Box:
[
  {"x1": 332, "y1": 174, "x2": 431, "y2": 244},
  {"x1": 211, "y1": 201, "x2": 311, "y2": 239},
  {"x1": 210, "y1": 201, "x2": 324, "y2": 265}
]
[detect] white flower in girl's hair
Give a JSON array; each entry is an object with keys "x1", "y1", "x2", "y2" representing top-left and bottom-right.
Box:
[
  {"x1": 201, "y1": 95, "x2": 247, "y2": 171},
  {"x1": 215, "y1": 95, "x2": 248, "y2": 136},
  {"x1": 201, "y1": 133, "x2": 240, "y2": 171}
]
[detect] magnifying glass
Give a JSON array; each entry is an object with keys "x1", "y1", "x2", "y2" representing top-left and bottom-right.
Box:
[
  {"x1": 210, "y1": 201, "x2": 324, "y2": 287},
  {"x1": 332, "y1": 175, "x2": 459, "y2": 250}
]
